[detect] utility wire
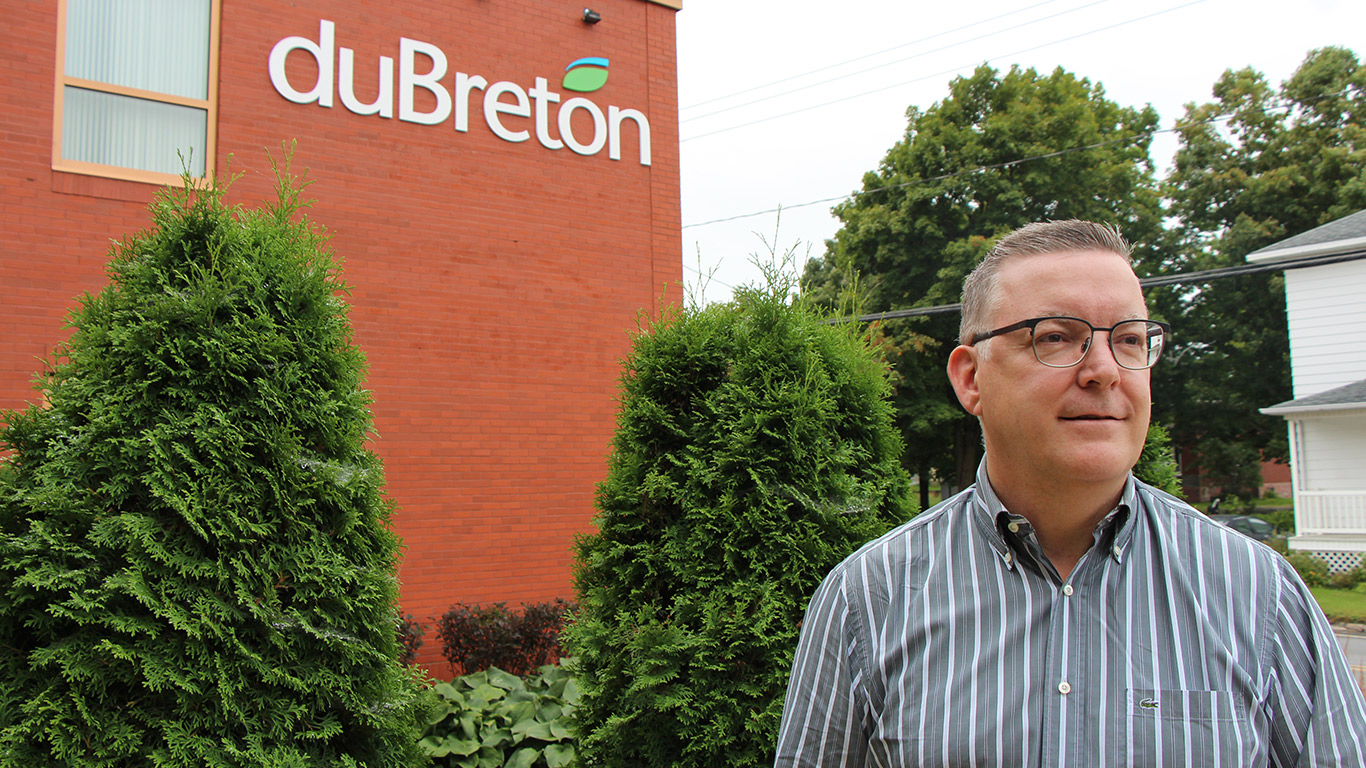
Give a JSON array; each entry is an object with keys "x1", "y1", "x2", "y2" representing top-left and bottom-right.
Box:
[
  {"x1": 682, "y1": 83, "x2": 1348, "y2": 231},
  {"x1": 681, "y1": 261, "x2": 736, "y2": 290},
  {"x1": 683, "y1": 117, "x2": 1178, "y2": 229},
  {"x1": 681, "y1": 0, "x2": 1116, "y2": 124},
  {"x1": 832, "y1": 249, "x2": 1366, "y2": 323},
  {"x1": 680, "y1": 0, "x2": 1205, "y2": 144},
  {"x1": 681, "y1": 0, "x2": 1066, "y2": 112}
]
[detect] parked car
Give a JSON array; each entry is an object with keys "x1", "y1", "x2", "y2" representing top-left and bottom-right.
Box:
[{"x1": 1208, "y1": 513, "x2": 1276, "y2": 541}]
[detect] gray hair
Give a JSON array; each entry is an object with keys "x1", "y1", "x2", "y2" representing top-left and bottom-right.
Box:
[{"x1": 958, "y1": 220, "x2": 1133, "y2": 345}]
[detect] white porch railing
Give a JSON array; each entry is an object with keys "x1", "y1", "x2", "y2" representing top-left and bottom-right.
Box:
[{"x1": 1296, "y1": 491, "x2": 1366, "y2": 536}]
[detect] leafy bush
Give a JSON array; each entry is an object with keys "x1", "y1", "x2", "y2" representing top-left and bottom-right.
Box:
[
  {"x1": 0, "y1": 164, "x2": 427, "y2": 764},
  {"x1": 1262, "y1": 508, "x2": 1295, "y2": 535},
  {"x1": 565, "y1": 275, "x2": 915, "y2": 768},
  {"x1": 439, "y1": 600, "x2": 571, "y2": 676},
  {"x1": 420, "y1": 665, "x2": 578, "y2": 768},
  {"x1": 399, "y1": 613, "x2": 427, "y2": 666},
  {"x1": 1285, "y1": 552, "x2": 1330, "y2": 588}
]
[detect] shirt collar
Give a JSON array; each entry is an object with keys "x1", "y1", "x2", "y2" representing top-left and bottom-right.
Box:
[{"x1": 968, "y1": 458, "x2": 1138, "y2": 570}]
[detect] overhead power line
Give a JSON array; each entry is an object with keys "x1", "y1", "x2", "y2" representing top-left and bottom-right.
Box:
[
  {"x1": 681, "y1": 0, "x2": 1116, "y2": 124},
  {"x1": 681, "y1": 0, "x2": 1067, "y2": 113},
  {"x1": 682, "y1": 83, "x2": 1352, "y2": 231},
  {"x1": 680, "y1": 0, "x2": 1206, "y2": 143},
  {"x1": 682, "y1": 118, "x2": 1176, "y2": 229},
  {"x1": 834, "y1": 249, "x2": 1366, "y2": 324}
]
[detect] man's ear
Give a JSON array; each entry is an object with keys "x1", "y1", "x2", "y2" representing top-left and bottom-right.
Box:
[{"x1": 947, "y1": 344, "x2": 984, "y2": 416}]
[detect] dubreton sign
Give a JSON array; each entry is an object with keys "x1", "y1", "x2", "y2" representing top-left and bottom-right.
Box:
[{"x1": 268, "y1": 20, "x2": 652, "y2": 166}]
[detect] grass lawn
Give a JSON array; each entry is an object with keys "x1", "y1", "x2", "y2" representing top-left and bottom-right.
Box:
[{"x1": 1310, "y1": 583, "x2": 1366, "y2": 624}]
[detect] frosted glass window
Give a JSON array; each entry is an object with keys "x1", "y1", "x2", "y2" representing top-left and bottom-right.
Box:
[
  {"x1": 55, "y1": 0, "x2": 216, "y2": 182},
  {"x1": 63, "y1": 87, "x2": 206, "y2": 176},
  {"x1": 65, "y1": 0, "x2": 210, "y2": 99}
]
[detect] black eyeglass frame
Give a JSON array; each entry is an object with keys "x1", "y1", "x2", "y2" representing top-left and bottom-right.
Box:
[{"x1": 969, "y1": 316, "x2": 1172, "y2": 370}]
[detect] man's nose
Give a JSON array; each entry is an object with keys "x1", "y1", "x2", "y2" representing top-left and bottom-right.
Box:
[{"x1": 1077, "y1": 330, "x2": 1122, "y2": 385}]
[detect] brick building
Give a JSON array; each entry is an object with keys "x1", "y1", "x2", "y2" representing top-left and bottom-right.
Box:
[{"x1": 1, "y1": 0, "x2": 682, "y2": 668}]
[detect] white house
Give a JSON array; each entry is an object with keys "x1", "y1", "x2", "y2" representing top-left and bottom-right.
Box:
[{"x1": 1250, "y1": 210, "x2": 1366, "y2": 572}]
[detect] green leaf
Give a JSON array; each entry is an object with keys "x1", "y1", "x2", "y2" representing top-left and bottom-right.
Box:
[
  {"x1": 481, "y1": 727, "x2": 512, "y2": 748},
  {"x1": 469, "y1": 683, "x2": 506, "y2": 703},
  {"x1": 418, "y1": 735, "x2": 448, "y2": 756},
  {"x1": 559, "y1": 677, "x2": 581, "y2": 705},
  {"x1": 487, "y1": 667, "x2": 526, "y2": 691},
  {"x1": 544, "y1": 743, "x2": 575, "y2": 768},
  {"x1": 503, "y1": 700, "x2": 537, "y2": 725},
  {"x1": 444, "y1": 736, "x2": 482, "y2": 757},
  {"x1": 506, "y1": 747, "x2": 541, "y2": 768},
  {"x1": 460, "y1": 713, "x2": 479, "y2": 740},
  {"x1": 524, "y1": 721, "x2": 555, "y2": 741}
]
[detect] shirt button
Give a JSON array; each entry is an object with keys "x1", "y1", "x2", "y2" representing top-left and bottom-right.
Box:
[
  {"x1": 1007, "y1": 522, "x2": 1020, "y2": 533},
  {"x1": 1058, "y1": 681, "x2": 1072, "y2": 695},
  {"x1": 1063, "y1": 584, "x2": 1074, "y2": 597},
  {"x1": 1003, "y1": 551, "x2": 1013, "y2": 564},
  {"x1": 1112, "y1": 545, "x2": 1122, "y2": 559}
]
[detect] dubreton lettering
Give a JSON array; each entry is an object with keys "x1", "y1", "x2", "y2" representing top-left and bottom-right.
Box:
[{"x1": 268, "y1": 20, "x2": 652, "y2": 166}]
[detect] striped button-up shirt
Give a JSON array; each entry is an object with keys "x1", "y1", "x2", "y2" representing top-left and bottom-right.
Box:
[{"x1": 774, "y1": 462, "x2": 1366, "y2": 767}]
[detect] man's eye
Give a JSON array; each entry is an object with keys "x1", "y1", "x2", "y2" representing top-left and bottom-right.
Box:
[
  {"x1": 1114, "y1": 333, "x2": 1143, "y2": 348},
  {"x1": 1037, "y1": 332, "x2": 1070, "y2": 345}
]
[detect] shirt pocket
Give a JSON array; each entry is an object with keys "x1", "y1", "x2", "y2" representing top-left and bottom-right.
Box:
[{"x1": 1124, "y1": 688, "x2": 1255, "y2": 767}]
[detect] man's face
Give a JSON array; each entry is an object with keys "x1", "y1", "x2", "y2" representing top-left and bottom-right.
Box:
[{"x1": 949, "y1": 250, "x2": 1152, "y2": 493}]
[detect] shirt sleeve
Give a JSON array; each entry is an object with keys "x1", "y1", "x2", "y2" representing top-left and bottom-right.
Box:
[
  {"x1": 773, "y1": 567, "x2": 869, "y2": 768},
  {"x1": 1265, "y1": 559, "x2": 1366, "y2": 767}
]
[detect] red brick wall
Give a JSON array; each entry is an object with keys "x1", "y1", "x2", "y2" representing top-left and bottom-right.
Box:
[{"x1": 0, "y1": 0, "x2": 680, "y2": 671}]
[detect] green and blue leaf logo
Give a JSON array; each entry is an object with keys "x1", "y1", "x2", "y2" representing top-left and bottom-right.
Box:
[{"x1": 562, "y1": 57, "x2": 609, "y2": 92}]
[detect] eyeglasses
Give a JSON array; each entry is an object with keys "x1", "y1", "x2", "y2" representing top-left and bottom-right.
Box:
[{"x1": 970, "y1": 316, "x2": 1170, "y2": 370}]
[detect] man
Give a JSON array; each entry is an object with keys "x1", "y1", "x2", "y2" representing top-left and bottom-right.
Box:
[{"x1": 774, "y1": 220, "x2": 1366, "y2": 767}]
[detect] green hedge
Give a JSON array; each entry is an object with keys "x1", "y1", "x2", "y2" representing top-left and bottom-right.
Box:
[
  {"x1": 565, "y1": 278, "x2": 915, "y2": 768},
  {"x1": 0, "y1": 163, "x2": 426, "y2": 765}
]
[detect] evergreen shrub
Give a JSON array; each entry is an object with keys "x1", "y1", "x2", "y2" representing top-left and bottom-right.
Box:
[
  {"x1": 0, "y1": 165, "x2": 427, "y2": 765},
  {"x1": 565, "y1": 278, "x2": 916, "y2": 768},
  {"x1": 438, "y1": 600, "x2": 571, "y2": 676},
  {"x1": 1134, "y1": 422, "x2": 1181, "y2": 496}
]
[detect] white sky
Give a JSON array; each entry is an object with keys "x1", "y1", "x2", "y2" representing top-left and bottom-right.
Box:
[{"x1": 674, "y1": 0, "x2": 1366, "y2": 304}]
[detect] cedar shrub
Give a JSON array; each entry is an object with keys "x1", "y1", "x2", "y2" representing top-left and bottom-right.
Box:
[
  {"x1": 1135, "y1": 422, "x2": 1181, "y2": 497},
  {"x1": 0, "y1": 163, "x2": 427, "y2": 766},
  {"x1": 565, "y1": 274, "x2": 916, "y2": 768}
]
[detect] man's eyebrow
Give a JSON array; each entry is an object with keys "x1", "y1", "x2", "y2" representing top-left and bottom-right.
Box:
[{"x1": 1034, "y1": 312, "x2": 1151, "y2": 323}]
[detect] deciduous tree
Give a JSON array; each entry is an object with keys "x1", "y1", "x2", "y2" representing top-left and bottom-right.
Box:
[
  {"x1": 1158, "y1": 46, "x2": 1366, "y2": 496},
  {"x1": 804, "y1": 63, "x2": 1165, "y2": 499}
]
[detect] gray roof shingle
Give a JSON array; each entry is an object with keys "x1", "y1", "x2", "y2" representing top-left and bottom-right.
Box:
[
  {"x1": 1262, "y1": 378, "x2": 1366, "y2": 415},
  {"x1": 1249, "y1": 209, "x2": 1366, "y2": 257}
]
